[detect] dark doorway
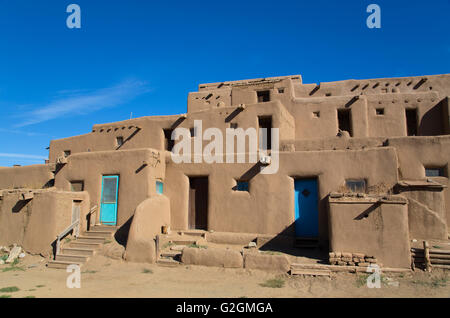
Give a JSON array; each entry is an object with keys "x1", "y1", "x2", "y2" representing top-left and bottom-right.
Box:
[
  {"x1": 405, "y1": 108, "x2": 418, "y2": 136},
  {"x1": 338, "y1": 109, "x2": 352, "y2": 136},
  {"x1": 257, "y1": 90, "x2": 270, "y2": 103},
  {"x1": 258, "y1": 116, "x2": 272, "y2": 150},
  {"x1": 189, "y1": 177, "x2": 208, "y2": 230},
  {"x1": 163, "y1": 129, "x2": 174, "y2": 151}
]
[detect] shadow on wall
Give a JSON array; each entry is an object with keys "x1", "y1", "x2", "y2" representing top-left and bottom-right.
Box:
[
  {"x1": 114, "y1": 216, "x2": 133, "y2": 247},
  {"x1": 258, "y1": 223, "x2": 328, "y2": 263},
  {"x1": 12, "y1": 199, "x2": 32, "y2": 213},
  {"x1": 420, "y1": 100, "x2": 445, "y2": 136}
]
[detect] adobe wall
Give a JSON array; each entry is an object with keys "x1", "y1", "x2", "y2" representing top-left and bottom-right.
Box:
[
  {"x1": 0, "y1": 189, "x2": 89, "y2": 256},
  {"x1": 328, "y1": 196, "x2": 411, "y2": 269},
  {"x1": 54, "y1": 148, "x2": 164, "y2": 227},
  {"x1": 165, "y1": 147, "x2": 399, "y2": 244},
  {"x1": 387, "y1": 136, "x2": 450, "y2": 226},
  {"x1": 0, "y1": 164, "x2": 54, "y2": 190}
]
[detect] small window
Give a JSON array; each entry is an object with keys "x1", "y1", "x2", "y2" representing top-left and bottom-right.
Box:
[
  {"x1": 163, "y1": 129, "x2": 174, "y2": 151},
  {"x1": 156, "y1": 181, "x2": 164, "y2": 194},
  {"x1": 425, "y1": 167, "x2": 446, "y2": 177},
  {"x1": 345, "y1": 179, "x2": 366, "y2": 193},
  {"x1": 313, "y1": 111, "x2": 320, "y2": 118},
  {"x1": 376, "y1": 108, "x2": 384, "y2": 115},
  {"x1": 64, "y1": 150, "x2": 71, "y2": 158},
  {"x1": 70, "y1": 181, "x2": 84, "y2": 192},
  {"x1": 116, "y1": 136, "x2": 124, "y2": 147},
  {"x1": 234, "y1": 180, "x2": 249, "y2": 192},
  {"x1": 257, "y1": 90, "x2": 270, "y2": 103},
  {"x1": 230, "y1": 123, "x2": 238, "y2": 129},
  {"x1": 278, "y1": 88, "x2": 285, "y2": 94}
]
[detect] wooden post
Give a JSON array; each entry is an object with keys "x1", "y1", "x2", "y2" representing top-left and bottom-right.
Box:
[{"x1": 423, "y1": 241, "x2": 432, "y2": 272}]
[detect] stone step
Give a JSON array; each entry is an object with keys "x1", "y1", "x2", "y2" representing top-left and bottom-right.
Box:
[
  {"x1": 82, "y1": 231, "x2": 113, "y2": 238},
  {"x1": 76, "y1": 236, "x2": 105, "y2": 244},
  {"x1": 55, "y1": 254, "x2": 89, "y2": 263},
  {"x1": 47, "y1": 260, "x2": 83, "y2": 269},
  {"x1": 157, "y1": 258, "x2": 180, "y2": 267},
  {"x1": 60, "y1": 247, "x2": 95, "y2": 256},
  {"x1": 290, "y1": 269, "x2": 331, "y2": 277},
  {"x1": 69, "y1": 242, "x2": 102, "y2": 249}
]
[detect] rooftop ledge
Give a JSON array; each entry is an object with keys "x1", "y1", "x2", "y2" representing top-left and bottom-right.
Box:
[{"x1": 329, "y1": 193, "x2": 407, "y2": 205}]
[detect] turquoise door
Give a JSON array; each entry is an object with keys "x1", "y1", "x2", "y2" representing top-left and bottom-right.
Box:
[
  {"x1": 294, "y1": 179, "x2": 319, "y2": 237},
  {"x1": 100, "y1": 175, "x2": 119, "y2": 225}
]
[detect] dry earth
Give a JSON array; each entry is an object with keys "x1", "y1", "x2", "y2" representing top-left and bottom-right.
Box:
[{"x1": 0, "y1": 253, "x2": 449, "y2": 298}]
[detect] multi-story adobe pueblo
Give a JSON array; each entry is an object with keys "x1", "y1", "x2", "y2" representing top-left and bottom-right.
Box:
[{"x1": 1, "y1": 73, "x2": 449, "y2": 271}]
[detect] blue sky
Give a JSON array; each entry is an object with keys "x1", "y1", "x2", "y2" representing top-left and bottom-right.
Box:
[{"x1": 0, "y1": 0, "x2": 449, "y2": 166}]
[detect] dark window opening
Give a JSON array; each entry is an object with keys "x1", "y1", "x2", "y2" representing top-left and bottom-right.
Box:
[
  {"x1": 257, "y1": 90, "x2": 270, "y2": 103},
  {"x1": 64, "y1": 150, "x2": 71, "y2": 158},
  {"x1": 425, "y1": 167, "x2": 446, "y2": 177},
  {"x1": 405, "y1": 108, "x2": 418, "y2": 136},
  {"x1": 278, "y1": 88, "x2": 285, "y2": 94},
  {"x1": 163, "y1": 129, "x2": 174, "y2": 151},
  {"x1": 313, "y1": 111, "x2": 320, "y2": 118},
  {"x1": 116, "y1": 136, "x2": 124, "y2": 147},
  {"x1": 376, "y1": 108, "x2": 385, "y2": 115},
  {"x1": 70, "y1": 181, "x2": 84, "y2": 192},
  {"x1": 230, "y1": 123, "x2": 238, "y2": 129},
  {"x1": 338, "y1": 109, "x2": 352, "y2": 136},
  {"x1": 345, "y1": 179, "x2": 366, "y2": 193},
  {"x1": 258, "y1": 116, "x2": 272, "y2": 150},
  {"x1": 190, "y1": 127, "x2": 196, "y2": 137},
  {"x1": 234, "y1": 180, "x2": 249, "y2": 192}
]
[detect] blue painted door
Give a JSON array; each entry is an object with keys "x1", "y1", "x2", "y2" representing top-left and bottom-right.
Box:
[
  {"x1": 294, "y1": 179, "x2": 318, "y2": 237},
  {"x1": 100, "y1": 175, "x2": 119, "y2": 225}
]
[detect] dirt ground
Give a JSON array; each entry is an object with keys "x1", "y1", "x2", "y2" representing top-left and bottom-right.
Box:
[{"x1": 0, "y1": 253, "x2": 449, "y2": 298}]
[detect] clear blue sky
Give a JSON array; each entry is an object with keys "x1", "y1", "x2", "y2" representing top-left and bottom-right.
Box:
[{"x1": 0, "y1": 0, "x2": 449, "y2": 166}]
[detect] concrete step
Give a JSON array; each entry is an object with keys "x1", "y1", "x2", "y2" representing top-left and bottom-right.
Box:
[
  {"x1": 82, "y1": 231, "x2": 113, "y2": 238},
  {"x1": 61, "y1": 247, "x2": 95, "y2": 256},
  {"x1": 55, "y1": 254, "x2": 89, "y2": 263},
  {"x1": 157, "y1": 258, "x2": 180, "y2": 267},
  {"x1": 291, "y1": 269, "x2": 331, "y2": 277},
  {"x1": 47, "y1": 260, "x2": 83, "y2": 269},
  {"x1": 76, "y1": 236, "x2": 105, "y2": 244},
  {"x1": 69, "y1": 242, "x2": 102, "y2": 249}
]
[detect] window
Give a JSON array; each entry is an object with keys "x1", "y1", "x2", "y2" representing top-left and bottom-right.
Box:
[
  {"x1": 258, "y1": 116, "x2": 272, "y2": 150},
  {"x1": 70, "y1": 181, "x2": 84, "y2": 192},
  {"x1": 163, "y1": 129, "x2": 174, "y2": 151},
  {"x1": 313, "y1": 111, "x2": 320, "y2": 118},
  {"x1": 425, "y1": 167, "x2": 446, "y2": 177},
  {"x1": 156, "y1": 181, "x2": 164, "y2": 194},
  {"x1": 376, "y1": 108, "x2": 384, "y2": 115},
  {"x1": 278, "y1": 88, "x2": 285, "y2": 94},
  {"x1": 116, "y1": 136, "x2": 124, "y2": 147},
  {"x1": 345, "y1": 179, "x2": 366, "y2": 193},
  {"x1": 257, "y1": 90, "x2": 270, "y2": 103},
  {"x1": 338, "y1": 109, "x2": 352, "y2": 136},
  {"x1": 235, "y1": 180, "x2": 249, "y2": 192},
  {"x1": 405, "y1": 109, "x2": 418, "y2": 136},
  {"x1": 230, "y1": 123, "x2": 238, "y2": 129},
  {"x1": 64, "y1": 150, "x2": 71, "y2": 158}
]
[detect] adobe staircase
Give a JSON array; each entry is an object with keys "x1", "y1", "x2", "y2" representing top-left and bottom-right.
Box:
[
  {"x1": 156, "y1": 230, "x2": 206, "y2": 267},
  {"x1": 47, "y1": 225, "x2": 118, "y2": 269}
]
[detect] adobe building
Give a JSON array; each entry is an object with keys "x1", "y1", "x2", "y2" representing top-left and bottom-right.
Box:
[{"x1": 0, "y1": 73, "x2": 449, "y2": 270}]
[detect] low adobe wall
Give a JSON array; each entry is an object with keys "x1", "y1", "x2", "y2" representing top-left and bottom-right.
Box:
[
  {"x1": 0, "y1": 189, "x2": 89, "y2": 256},
  {"x1": 0, "y1": 164, "x2": 54, "y2": 190},
  {"x1": 328, "y1": 194, "x2": 411, "y2": 269}
]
